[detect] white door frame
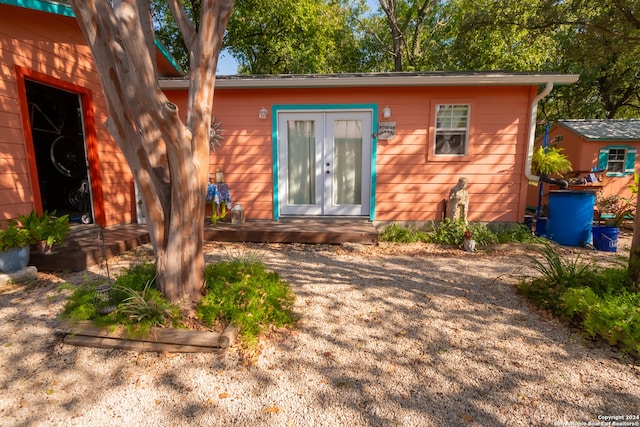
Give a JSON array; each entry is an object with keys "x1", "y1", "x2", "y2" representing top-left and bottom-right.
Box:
[{"x1": 275, "y1": 107, "x2": 375, "y2": 219}]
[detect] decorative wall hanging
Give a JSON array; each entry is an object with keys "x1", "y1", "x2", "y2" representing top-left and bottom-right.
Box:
[{"x1": 209, "y1": 117, "x2": 225, "y2": 151}]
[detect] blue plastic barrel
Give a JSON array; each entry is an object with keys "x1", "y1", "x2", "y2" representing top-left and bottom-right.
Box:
[
  {"x1": 592, "y1": 226, "x2": 620, "y2": 252},
  {"x1": 546, "y1": 190, "x2": 596, "y2": 246}
]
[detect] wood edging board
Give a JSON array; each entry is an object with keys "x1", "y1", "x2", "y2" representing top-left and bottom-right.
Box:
[{"x1": 60, "y1": 320, "x2": 238, "y2": 353}]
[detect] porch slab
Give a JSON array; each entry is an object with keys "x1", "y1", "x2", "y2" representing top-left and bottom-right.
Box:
[{"x1": 28, "y1": 219, "x2": 378, "y2": 272}]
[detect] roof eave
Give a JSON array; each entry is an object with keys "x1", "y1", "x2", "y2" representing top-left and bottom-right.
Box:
[{"x1": 159, "y1": 73, "x2": 580, "y2": 90}]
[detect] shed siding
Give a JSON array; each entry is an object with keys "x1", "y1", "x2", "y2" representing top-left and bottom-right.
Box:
[{"x1": 526, "y1": 124, "x2": 640, "y2": 211}]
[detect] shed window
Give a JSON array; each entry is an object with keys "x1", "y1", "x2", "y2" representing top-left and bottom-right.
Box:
[
  {"x1": 434, "y1": 104, "x2": 469, "y2": 156},
  {"x1": 598, "y1": 146, "x2": 636, "y2": 176}
]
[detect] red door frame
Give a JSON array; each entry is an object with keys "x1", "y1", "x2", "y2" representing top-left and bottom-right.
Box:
[{"x1": 15, "y1": 66, "x2": 106, "y2": 226}]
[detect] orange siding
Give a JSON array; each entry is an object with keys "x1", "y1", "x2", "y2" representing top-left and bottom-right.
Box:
[
  {"x1": 166, "y1": 85, "x2": 534, "y2": 222},
  {"x1": 0, "y1": 5, "x2": 131, "y2": 226},
  {"x1": 2, "y1": 5, "x2": 547, "y2": 226}
]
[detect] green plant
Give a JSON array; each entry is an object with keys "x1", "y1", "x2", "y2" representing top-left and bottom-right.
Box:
[
  {"x1": 427, "y1": 219, "x2": 498, "y2": 246},
  {"x1": 529, "y1": 243, "x2": 594, "y2": 288},
  {"x1": 62, "y1": 259, "x2": 296, "y2": 347},
  {"x1": 597, "y1": 194, "x2": 635, "y2": 227},
  {"x1": 518, "y1": 245, "x2": 640, "y2": 355},
  {"x1": 198, "y1": 258, "x2": 297, "y2": 346},
  {"x1": 531, "y1": 145, "x2": 573, "y2": 176},
  {"x1": 115, "y1": 280, "x2": 179, "y2": 326},
  {"x1": 18, "y1": 210, "x2": 71, "y2": 249},
  {"x1": 61, "y1": 263, "x2": 179, "y2": 334},
  {"x1": 379, "y1": 223, "x2": 429, "y2": 243},
  {"x1": 0, "y1": 221, "x2": 31, "y2": 251},
  {"x1": 493, "y1": 223, "x2": 544, "y2": 244}
]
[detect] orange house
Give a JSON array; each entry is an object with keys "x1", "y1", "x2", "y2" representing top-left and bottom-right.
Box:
[
  {"x1": 526, "y1": 119, "x2": 640, "y2": 212},
  {"x1": 1, "y1": 0, "x2": 579, "y2": 227},
  {"x1": 0, "y1": 0, "x2": 182, "y2": 226}
]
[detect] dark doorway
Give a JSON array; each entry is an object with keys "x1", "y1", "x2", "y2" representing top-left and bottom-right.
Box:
[{"x1": 25, "y1": 80, "x2": 93, "y2": 224}]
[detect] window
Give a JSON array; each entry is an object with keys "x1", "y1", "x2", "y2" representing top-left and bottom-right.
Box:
[
  {"x1": 607, "y1": 148, "x2": 626, "y2": 173},
  {"x1": 598, "y1": 146, "x2": 637, "y2": 176},
  {"x1": 434, "y1": 104, "x2": 469, "y2": 156}
]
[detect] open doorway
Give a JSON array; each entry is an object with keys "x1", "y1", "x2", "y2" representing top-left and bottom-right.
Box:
[{"x1": 24, "y1": 79, "x2": 94, "y2": 224}]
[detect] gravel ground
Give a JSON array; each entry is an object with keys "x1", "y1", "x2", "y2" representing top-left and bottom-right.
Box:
[{"x1": 1, "y1": 234, "x2": 639, "y2": 427}]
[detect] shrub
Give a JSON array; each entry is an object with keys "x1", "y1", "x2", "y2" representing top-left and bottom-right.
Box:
[
  {"x1": 62, "y1": 258, "x2": 297, "y2": 347},
  {"x1": 518, "y1": 244, "x2": 640, "y2": 355},
  {"x1": 198, "y1": 258, "x2": 296, "y2": 346},
  {"x1": 379, "y1": 223, "x2": 429, "y2": 243}
]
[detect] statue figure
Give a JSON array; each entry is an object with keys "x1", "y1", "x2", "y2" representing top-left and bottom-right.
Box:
[{"x1": 447, "y1": 177, "x2": 469, "y2": 223}]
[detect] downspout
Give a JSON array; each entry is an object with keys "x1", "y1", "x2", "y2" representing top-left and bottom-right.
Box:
[{"x1": 525, "y1": 82, "x2": 554, "y2": 183}]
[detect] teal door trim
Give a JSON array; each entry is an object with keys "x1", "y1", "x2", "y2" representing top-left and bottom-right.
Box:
[{"x1": 272, "y1": 104, "x2": 378, "y2": 221}]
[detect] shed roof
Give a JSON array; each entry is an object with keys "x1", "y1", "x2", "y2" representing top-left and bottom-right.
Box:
[
  {"x1": 160, "y1": 71, "x2": 579, "y2": 90},
  {"x1": 557, "y1": 119, "x2": 640, "y2": 141}
]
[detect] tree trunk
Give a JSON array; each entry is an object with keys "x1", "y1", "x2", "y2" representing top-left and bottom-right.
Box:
[
  {"x1": 70, "y1": 0, "x2": 234, "y2": 306},
  {"x1": 628, "y1": 190, "x2": 640, "y2": 289},
  {"x1": 379, "y1": 0, "x2": 404, "y2": 71}
]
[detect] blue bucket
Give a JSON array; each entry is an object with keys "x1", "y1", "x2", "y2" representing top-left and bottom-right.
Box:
[
  {"x1": 546, "y1": 190, "x2": 596, "y2": 246},
  {"x1": 535, "y1": 217, "x2": 547, "y2": 236},
  {"x1": 592, "y1": 226, "x2": 620, "y2": 252}
]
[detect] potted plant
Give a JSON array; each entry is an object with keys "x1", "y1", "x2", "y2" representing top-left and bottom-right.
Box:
[
  {"x1": 0, "y1": 220, "x2": 31, "y2": 273},
  {"x1": 531, "y1": 145, "x2": 573, "y2": 180},
  {"x1": 531, "y1": 146, "x2": 573, "y2": 236},
  {"x1": 19, "y1": 210, "x2": 71, "y2": 254}
]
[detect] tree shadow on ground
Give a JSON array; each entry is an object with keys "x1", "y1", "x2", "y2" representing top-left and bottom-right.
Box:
[{"x1": 0, "y1": 243, "x2": 638, "y2": 426}]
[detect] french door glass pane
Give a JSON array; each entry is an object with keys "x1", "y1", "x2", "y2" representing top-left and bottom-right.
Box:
[
  {"x1": 287, "y1": 120, "x2": 315, "y2": 204},
  {"x1": 333, "y1": 120, "x2": 362, "y2": 205}
]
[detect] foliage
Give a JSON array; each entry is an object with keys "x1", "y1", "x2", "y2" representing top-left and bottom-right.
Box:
[
  {"x1": 115, "y1": 280, "x2": 179, "y2": 327},
  {"x1": 379, "y1": 220, "x2": 543, "y2": 246},
  {"x1": 18, "y1": 210, "x2": 70, "y2": 248},
  {"x1": 198, "y1": 257, "x2": 297, "y2": 346},
  {"x1": 224, "y1": 0, "x2": 367, "y2": 74},
  {"x1": 0, "y1": 221, "x2": 32, "y2": 251},
  {"x1": 597, "y1": 194, "x2": 636, "y2": 227},
  {"x1": 62, "y1": 259, "x2": 296, "y2": 347},
  {"x1": 61, "y1": 263, "x2": 179, "y2": 335},
  {"x1": 492, "y1": 223, "x2": 545, "y2": 245},
  {"x1": 531, "y1": 146, "x2": 573, "y2": 176},
  {"x1": 379, "y1": 223, "x2": 429, "y2": 243},
  {"x1": 517, "y1": 244, "x2": 640, "y2": 354},
  {"x1": 427, "y1": 218, "x2": 498, "y2": 246}
]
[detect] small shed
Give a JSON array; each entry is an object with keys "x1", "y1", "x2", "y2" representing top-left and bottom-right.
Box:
[{"x1": 527, "y1": 119, "x2": 640, "y2": 213}]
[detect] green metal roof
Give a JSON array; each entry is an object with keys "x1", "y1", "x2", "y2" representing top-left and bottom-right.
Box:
[{"x1": 558, "y1": 119, "x2": 640, "y2": 141}]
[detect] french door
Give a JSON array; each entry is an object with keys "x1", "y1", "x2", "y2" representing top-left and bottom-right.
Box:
[{"x1": 278, "y1": 111, "x2": 372, "y2": 216}]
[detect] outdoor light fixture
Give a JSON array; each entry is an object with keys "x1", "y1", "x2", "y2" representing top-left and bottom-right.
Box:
[
  {"x1": 383, "y1": 106, "x2": 391, "y2": 118},
  {"x1": 258, "y1": 107, "x2": 268, "y2": 119}
]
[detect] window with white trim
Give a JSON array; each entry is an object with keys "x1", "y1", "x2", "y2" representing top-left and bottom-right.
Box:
[
  {"x1": 598, "y1": 146, "x2": 637, "y2": 176},
  {"x1": 434, "y1": 104, "x2": 469, "y2": 156},
  {"x1": 607, "y1": 148, "x2": 626, "y2": 173}
]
